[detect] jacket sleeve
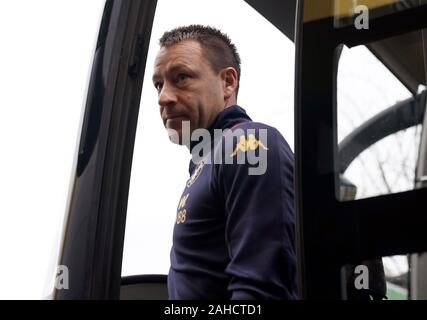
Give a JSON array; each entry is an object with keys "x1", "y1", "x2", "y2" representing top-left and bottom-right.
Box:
[{"x1": 217, "y1": 124, "x2": 297, "y2": 300}]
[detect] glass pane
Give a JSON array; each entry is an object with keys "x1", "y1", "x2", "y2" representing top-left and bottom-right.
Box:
[
  {"x1": 342, "y1": 252, "x2": 427, "y2": 300},
  {"x1": 384, "y1": 255, "x2": 408, "y2": 299},
  {"x1": 0, "y1": 0, "x2": 105, "y2": 299},
  {"x1": 336, "y1": 28, "x2": 426, "y2": 201},
  {"x1": 340, "y1": 255, "x2": 409, "y2": 300},
  {"x1": 122, "y1": 0, "x2": 295, "y2": 276}
]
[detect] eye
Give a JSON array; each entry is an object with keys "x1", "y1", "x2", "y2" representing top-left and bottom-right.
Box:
[
  {"x1": 177, "y1": 73, "x2": 189, "y2": 82},
  {"x1": 154, "y1": 82, "x2": 163, "y2": 92}
]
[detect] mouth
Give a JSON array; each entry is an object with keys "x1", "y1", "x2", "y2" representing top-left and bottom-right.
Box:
[
  {"x1": 166, "y1": 114, "x2": 185, "y2": 120},
  {"x1": 164, "y1": 114, "x2": 188, "y2": 130}
]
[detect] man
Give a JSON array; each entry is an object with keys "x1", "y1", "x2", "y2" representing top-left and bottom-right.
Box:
[{"x1": 152, "y1": 25, "x2": 297, "y2": 299}]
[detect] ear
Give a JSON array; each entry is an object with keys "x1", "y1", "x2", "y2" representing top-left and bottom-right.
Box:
[{"x1": 221, "y1": 67, "x2": 238, "y2": 100}]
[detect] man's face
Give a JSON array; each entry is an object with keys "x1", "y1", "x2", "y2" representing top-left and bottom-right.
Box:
[{"x1": 152, "y1": 40, "x2": 226, "y2": 144}]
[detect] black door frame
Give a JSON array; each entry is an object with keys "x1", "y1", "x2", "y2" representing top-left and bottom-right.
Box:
[
  {"x1": 55, "y1": 0, "x2": 157, "y2": 299},
  {"x1": 295, "y1": 1, "x2": 427, "y2": 299}
]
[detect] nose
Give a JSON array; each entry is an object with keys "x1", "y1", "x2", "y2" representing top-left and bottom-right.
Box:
[{"x1": 158, "y1": 82, "x2": 177, "y2": 108}]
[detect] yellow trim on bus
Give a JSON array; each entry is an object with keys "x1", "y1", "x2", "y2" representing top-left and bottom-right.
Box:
[{"x1": 303, "y1": 0, "x2": 402, "y2": 22}]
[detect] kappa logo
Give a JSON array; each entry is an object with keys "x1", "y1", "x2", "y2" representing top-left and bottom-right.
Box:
[
  {"x1": 186, "y1": 156, "x2": 208, "y2": 187},
  {"x1": 231, "y1": 134, "x2": 269, "y2": 157}
]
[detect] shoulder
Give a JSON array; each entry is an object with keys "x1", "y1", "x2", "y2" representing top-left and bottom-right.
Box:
[
  {"x1": 212, "y1": 121, "x2": 292, "y2": 177},
  {"x1": 229, "y1": 121, "x2": 276, "y2": 131},
  {"x1": 225, "y1": 121, "x2": 293, "y2": 156}
]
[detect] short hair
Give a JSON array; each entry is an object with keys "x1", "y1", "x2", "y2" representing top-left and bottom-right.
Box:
[{"x1": 159, "y1": 24, "x2": 241, "y2": 96}]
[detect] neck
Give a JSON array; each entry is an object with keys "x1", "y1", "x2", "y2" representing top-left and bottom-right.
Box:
[{"x1": 224, "y1": 95, "x2": 237, "y2": 109}]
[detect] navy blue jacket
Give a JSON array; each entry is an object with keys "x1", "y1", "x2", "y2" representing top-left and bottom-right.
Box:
[{"x1": 168, "y1": 105, "x2": 297, "y2": 299}]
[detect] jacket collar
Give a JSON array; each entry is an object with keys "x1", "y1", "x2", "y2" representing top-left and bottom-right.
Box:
[
  {"x1": 189, "y1": 104, "x2": 252, "y2": 153},
  {"x1": 188, "y1": 105, "x2": 252, "y2": 174}
]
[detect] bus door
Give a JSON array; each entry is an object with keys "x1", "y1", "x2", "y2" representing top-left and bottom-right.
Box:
[{"x1": 295, "y1": 0, "x2": 427, "y2": 299}]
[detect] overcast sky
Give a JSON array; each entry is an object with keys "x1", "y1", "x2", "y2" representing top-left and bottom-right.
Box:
[{"x1": 0, "y1": 0, "x2": 105, "y2": 299}]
